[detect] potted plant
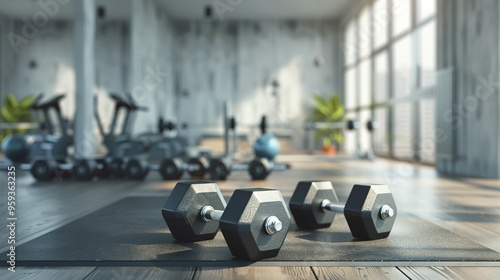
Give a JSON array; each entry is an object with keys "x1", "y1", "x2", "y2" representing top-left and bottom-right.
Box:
[
  {"x1": 0, "y1": 93, "x2": 37, "y2": 142},
  {"x1": 308, "y1": 94, "x2": 345, "y2": 155}
]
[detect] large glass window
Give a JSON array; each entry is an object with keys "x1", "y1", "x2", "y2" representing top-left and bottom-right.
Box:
[
  {"x1": 393, "y1": 36, "x2": 412, "y2": 97},
  {"x1": 419, "y1": 98, "x2": 435, "y2": 163},
  {"x1": 417, "y1": 0, "x2": 436, "y2": 22},
  {"x1": 373, "y1": 51, "x2": 389, "y2": 155},
  {"x1": 358, "y1": 6, "x2": 372, "y2": 59},
  {"x1": 373, "y1": 0, "x2": 389, "y2": 49},
  {"x1": 359, "y1": 59, "x2": 372, "y2": 152},
  {"x1": 393, "y1": 102, "x2": 413, "y2": 158},
  {"x1": 343, "y1": 0, "x2": 437, "y2": 163},
  {"x1": 344, "y1": 20, "x2": 357, "y2": 66},
  {"x1": 391, "y1": 0, "x2": 411, "y2": 37},
  {"x1": 345, "y1": 67, "x2": 357, "y2": 153},
  {"x1": 419, "y1": 20, "x2": 436, "y2": 87}
]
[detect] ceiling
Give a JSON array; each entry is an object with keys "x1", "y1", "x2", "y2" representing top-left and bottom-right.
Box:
[{"x1": 0, "y1": 0, "x2": 362, "y2": 21}]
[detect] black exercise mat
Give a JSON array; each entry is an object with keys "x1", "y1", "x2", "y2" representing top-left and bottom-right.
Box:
[{"x1": 4, "y1": 196, "x2": 500, "y2": 266}]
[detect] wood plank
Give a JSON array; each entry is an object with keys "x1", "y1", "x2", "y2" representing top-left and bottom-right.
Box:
[
  {"x1": 3, "y1": 267, "x2": 96, "y2": 280},
  {"x1": 194, "y1": 266, "x2": 316, "y2": 280},
  {"x1": 84, "y1": 267, "x2": 196, "y2": 280},
  {"x1": 312, "y1": 267, "x2": 408, "y2": 280},
  {"x1": 399, "y1": 267, "x2": 500, "y2": 280}
]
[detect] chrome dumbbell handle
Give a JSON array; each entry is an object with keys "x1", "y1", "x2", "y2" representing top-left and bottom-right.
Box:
[
  {"x1": 320, "y1": 199, "x2": 394, "y2": 220},
  {"x1": 200, "y1": 206, "x2": 283, "y2": 235}
]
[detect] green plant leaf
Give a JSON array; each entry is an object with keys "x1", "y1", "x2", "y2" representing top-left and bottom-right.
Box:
[
  {"x1": 19, "y1": 95, "x2": 37, "y2": 110},
  {"x1": 4, "y1": 94, "x2": 18, "y2": 110},
  {"x1": 1, "y1": 106, "x2": 16, "y2": 122},
  {"x1": 312, "y1": 95, "x2": 330, "y2": 118},
  {"x1": 308, "y1": 93, "x2": 346, "y2": 144}
]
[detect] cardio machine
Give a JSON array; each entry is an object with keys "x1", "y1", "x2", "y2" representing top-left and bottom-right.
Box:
[{"x1": 27, "y1": 94, "x2": 81, "y2": 181}]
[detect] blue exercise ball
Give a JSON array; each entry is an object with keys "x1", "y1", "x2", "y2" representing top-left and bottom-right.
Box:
[
  {"x1": 253, "y1": 134, "x2": 280, "y2": 160},
  {"x1": 1, "y1": 134, "x2": 30, "y2": 163}
]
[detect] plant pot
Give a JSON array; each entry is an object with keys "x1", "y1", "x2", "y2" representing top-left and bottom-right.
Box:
[{"x1": 322, "y1": 145, "x2": 336, "y2": 155}]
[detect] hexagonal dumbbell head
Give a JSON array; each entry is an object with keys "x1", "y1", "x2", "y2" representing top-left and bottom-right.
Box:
[
  {"x1": 162, "y1": 181, "x2": 226, "y2": 242},
  {"x1": 219, "y1": 188, "x2": 291, "y2": 260},
  {"x1": 289, "y1": 181, "x2": 339, "y2": 229},
  {"x1": 344, "y1": 184, "x2": 397, "y2": 240}
]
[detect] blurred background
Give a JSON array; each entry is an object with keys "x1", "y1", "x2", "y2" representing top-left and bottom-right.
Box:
[{"x1": 0, "y1": 0, "x2": 498, "y2": 179}]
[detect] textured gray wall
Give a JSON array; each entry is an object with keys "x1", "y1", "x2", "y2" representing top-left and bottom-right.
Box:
[
  {"x1": 437, "y1": 0, "x2": 500, "y2": 178},
  {"x1": 0, "y1": 8, "x2": 341, "y2": 150},
  {"x1": 130, "y1": 0, "x2": 175, "y2": 135},
  {"x1": 172, "y1": 20, "x2": 340, "y2": 147},
  {"x1": 0, "y1": 17, "x2": 130, "y2": 134}
]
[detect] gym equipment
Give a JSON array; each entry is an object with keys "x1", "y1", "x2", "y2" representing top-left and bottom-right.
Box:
[
  {"x1": 356, "y1": 119, "x2": 379, "y2": 160},
  {"x1": 367, "y1": 119, "x2": 378, "y2": 132},
  {"x1": 258, "y1": 115, "x2": 359, "y2": 132},
  {"x1": 26, "y1": 94, "x2": 78, "y2": 181},
  {"x1": 162, "y1": 181, "x2": 290, "y2": 260},
  {"x1": 155, "y1": 101, "x2": 239, "y2": 181},
  {"x1": 158, "y1": 157, "x2": 209, "y2": 180},
  {"x1": 253, "y1": 133, "x2": 280, "y2": 160},
  {"x1": 1, "y1": 134, "x2": 30, "y2": 163},
  {"x1": 252, "y1": 115, "x2": 359, "y2": 154},
  {"x1": 207, "y1": 115, "x2": 291, "y2": 181},
  {"x1": 94, "y1": 93, "x2": 147, "y2": 178},
  {"x1": 208, "y1": 157, "x2": 290, "y2": 181},
  {"x1": 94, "y1": 93, "x2": 180, "y2": 180},
  {"x1": 289, "y1": 181, "x2": 397, "y2": 240}
]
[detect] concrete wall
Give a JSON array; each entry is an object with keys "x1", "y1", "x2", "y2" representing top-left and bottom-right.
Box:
[
  {"x1": 437, "y1": 0, "x2": 500, "y2": 178},
  {"x1": 172, "y1": 20, "x2": 340, "y2": 147},
  {"x1": 0, "y1": 17, "x2": 130, "y2": 135},
  {"x1": 1, "y1": 7, "x2": 342, "y2": 151},
  {"x1": 130, "y1": 0, "x2": 175, "y2": 135}
]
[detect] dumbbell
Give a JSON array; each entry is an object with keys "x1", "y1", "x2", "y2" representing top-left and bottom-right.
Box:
[
  {"x1": 162, "y1": 181, "x2": 291, "y2": 260},
  {"x1": 289, "y1": 181, "x2": 397, "y2": 240},
  {"x1": 124, "y1": 159, "x2": 150, "y2": 180},
  {"x1": 158, "y1": 157, "x2": 209, "y2": 180},
  {"x1": 208, "y1": 157, "x2": 291, "y2": 181}
]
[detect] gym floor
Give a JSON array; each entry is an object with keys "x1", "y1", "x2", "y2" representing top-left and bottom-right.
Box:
[{"x1": 2, "y1": 155, "x2": 500, "y2": 280}]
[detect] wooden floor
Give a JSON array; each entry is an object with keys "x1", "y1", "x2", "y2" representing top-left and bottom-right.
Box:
[{"x1": 2, "y1": 155, "x2": 500, "y2": 279}]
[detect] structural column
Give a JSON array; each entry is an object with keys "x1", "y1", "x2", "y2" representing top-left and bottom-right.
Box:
[
  {"x1": 436, "y1": 0, "x2": 500, "y2": 178},
  {"x1": 74, "y1": 0, "x2": 96, "y2": 159}
]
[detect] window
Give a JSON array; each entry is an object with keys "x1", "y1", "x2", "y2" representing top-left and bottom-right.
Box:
[
  {"x1": 393, "y1": 102, "x2": 413, "y2": 158},
  {"x1": 417, "y1": 0, "x2": 436, "y2": 22},
  {"x1": 343, "y1": 0, "x2": 436, "y2": 163},
  {"x1": 358, "y1": 6, "x2": 372, "y2": 58},
  {"x1": 373, "y1": 51, "x2": 389, "y2": 155},
  {"x1": 391, "y1": 0, "x2": 411, "y2": 37},
  {"x1": 393, "y1": 36, "x2": 412, "y2": 97},
  {"x1": 344, "y1": 20, "x2": 357, "y2": 66},
  {"x1": 345, "y1": 67, "x2": 357, "y2": 153},
  {"x1": 359, "y1": 59, "x2": 372, "y2": 152},
  {"x1": 373, "y1": 0, "x2": 389, "y2": 49},
  {"x1": 419, "y1": 98, "x2": 435, "y2": 163},
  {"x1": 419, "y1": 20, "x2": 436, "y2": 87}
]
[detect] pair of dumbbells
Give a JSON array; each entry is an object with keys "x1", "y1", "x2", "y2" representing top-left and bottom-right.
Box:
[
  {"x1": 162, "y1": 180, "x2": 397, "y2": 260},
  {"x1": 162, "y1": 182, "x2": 291, "y2": 260},
  {"x1": 289, "y1": 181, "x2": 397, "y2": 240}
]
